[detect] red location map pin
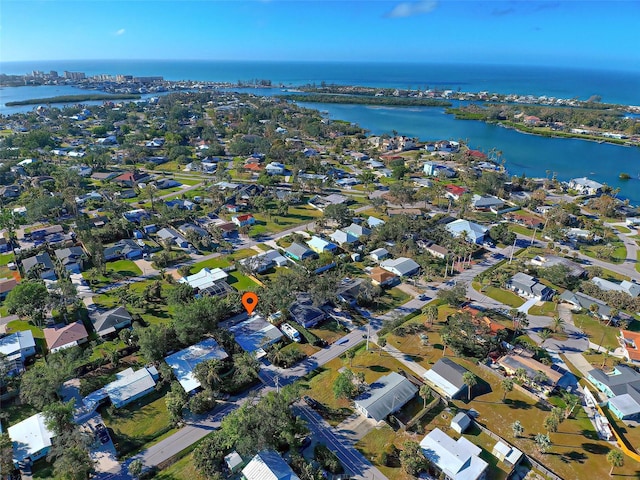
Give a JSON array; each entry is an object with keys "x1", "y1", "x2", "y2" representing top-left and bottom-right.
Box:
[{"x1": 241, "y1": 292, "x2": 259, "y2": 315}]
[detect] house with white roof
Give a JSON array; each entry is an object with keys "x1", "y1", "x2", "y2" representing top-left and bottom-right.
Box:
[
  {"x1": 179, "y1": 267, "x2": 231, "y2": 297},
  {"x1": 307, "y1": 236, "x2": 337, "y2": 254},
  {"x1": 446, "y1": 219, "x2": 489, "y2": 244},
  {"x1": 370, "y1": 247, "x2": 390, "y2": 262},
  {"x1": 492, "y1": 441, "x2": 523, "y2": 469},
  {"x1": 354, "y1": 372, "x2": 418, "y2": 422},
  {"x1": 165, "y1": 338, "x2": 229, "y2": 394},
  {"x1": 8, "y1": 413, "x2": 55, "y2": 467},
  {"x1": 230, "y1": 315, "x2": 283, "y2": 356},
  {"x1": 568, "y1": 177, "x2": 603, "y2": 195},
  {"x1": 420, "y1": 428, "x2": 488, "y2": 480},
  {"x1": 239, "y1": 249, "x2": 288, "y2": 274},
  {"x1": 0, "y1": 330, "x2": 36, "y2": 376},
  {"x1": 380, "y1": 257, "x2": 420, "y2": 277},
  {"x1": 104, "y1": 366, "x2": 159, "y2": 408},
  {"x1": 242, "y1": 450, "x2": 300, "y2": 480},
  {"x1": 330, "y1": 229, "x2": 358, "y2": 246},
  {"x1": 345, "y1": 223, "x2": 371, "y2": 238}
]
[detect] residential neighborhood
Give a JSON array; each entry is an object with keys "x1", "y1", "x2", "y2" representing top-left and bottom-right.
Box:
[{"x1": 1, "y1": 87, "x2": 640, "y2": 480}]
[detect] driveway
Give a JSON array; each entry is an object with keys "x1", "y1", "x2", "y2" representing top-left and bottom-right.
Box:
[
  {"x1": 517, "y1": 297, "x2": 538, "y2": 314},
  {"x1": 335, "y1": 412, "x2": 380, "y2": 442}
]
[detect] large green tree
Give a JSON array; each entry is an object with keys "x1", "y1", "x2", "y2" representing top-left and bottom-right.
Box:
[{"x1": 5, "y1": 280, "x2": 49, "y2": 325}]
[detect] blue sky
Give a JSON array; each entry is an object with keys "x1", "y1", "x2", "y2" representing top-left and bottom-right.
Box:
[{"x1": 1, "y1": 1, "x2": 638, "y2": 70}]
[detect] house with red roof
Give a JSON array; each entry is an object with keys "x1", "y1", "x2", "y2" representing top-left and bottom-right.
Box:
[
  {"x1": 467, "y1": 150, "x2": 487, "y2": 159},
  {"x1": 232, "y1": 214, "x2": 256, "y2": 228},
  {"x1": 445, "y1": 184, "x2": 469, "y2": 201},
  {"x1": 113, "y1": 171, "x2": 151, "y2": 187}
]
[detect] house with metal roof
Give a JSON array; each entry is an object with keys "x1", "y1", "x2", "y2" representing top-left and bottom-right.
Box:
[
  {"x1": 370, "y1": 247, "x2": 390, "y2": 262},
  {"x1": 91, "y1": 306, "x2": 132, "y2": 337},
  {"x1": 8, "y1": 413, "x2": 55, "y2": 467},
  {"x1": 568, "y1": 177, "x2": 603, "y2": 195},
  {"x1": 242, "y1": 450, "x2": 300, "y2": 480},
  {"x1": 0, "y1": 330, "x2": 36, "y2": 376},
  {"x1": 592, "y1": 277, "x2": 640, "y2": 297},
  {"x1": 179, "y1": 267, "x2": 230, "y2": 297},
  {"x1": 43, "y1": 322, "x2": 89, "y2": 353},
  {"x1": 498, "y1": 353, "x2": 563, "y2": 389},
  {"x1": 367, "y1": 216, "x2": 385, "y2": 228},
  {"x1": 284, "y1": 242, "x2": 316, "y2": 261},
  {"x1": 345, "y1": 223, "x2": 371, "y2": 238},
  {"x1": 492, "y1": 441, "x2": 523, "y2": 470},
  {"x1": 446, "y1": 219, "x2": 489, "y2": 244},
  {"x1": 104, "y1": 366, "x2": 159, "y2": 408},
  {"x1": 165, "y1": 338, "x2": 229, "y2": 394},
  {"x1": 306, "y1": 236, "x2": 337, "y2": 254},
  {"x1": 507, "y1": 272, "x2": 555, "y2": 301},
  {"x1": 423, "y1": 358, "x2": 470, "y2": 399},
  {"x1": 330, "y1": 229, "x2": 358, "y2": 246},
  {"x1": 354, "y1": 372, "x2": 418, "y2": 422},
  {"x1": 230, "y1": 316, "x2": 283, "y2": 356},
  {"x1": 380, "y1": 257, "x2": 420, "y2": 277},
  {"x1": 157, "y1": 227, "x2": 190, "y2": 249},
  {"x1": 472, "y1": 195, "x2": 505, "y2": 212},
  {"x1": 451, "y1": 412, "x2": 473, "y2": 434},
  {"x1": 420, "y1": 428, "x2": 488, "y2": 480},
  {"x1": 21, "y1": 252, "x2": 56, "y2": 280},
  {"x1": 103, "y1": 239, "x2": 143, "y2": 261}
]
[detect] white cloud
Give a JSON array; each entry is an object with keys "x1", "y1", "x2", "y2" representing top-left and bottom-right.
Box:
[
  {"x1": 115, "y1": 28, "x2": 126, "y2": 36},
  {"x1": 386, "y1": 0, "x2": 438, "y2": 18}
]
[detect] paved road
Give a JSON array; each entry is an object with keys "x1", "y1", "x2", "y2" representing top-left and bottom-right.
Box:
[{"x1": 293, "y1": 403, "x2": 386, "y2": 480}]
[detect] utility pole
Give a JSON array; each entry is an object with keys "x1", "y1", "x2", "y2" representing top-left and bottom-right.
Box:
[
  {"x1": 531, "y1": 227, "x2": 537, "y2": 246},
  {"x1": 366, "y1": 325, "x2": 370, "y2": 351}
]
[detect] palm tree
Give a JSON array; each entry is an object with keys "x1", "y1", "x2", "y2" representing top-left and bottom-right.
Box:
[
  {"x1": 562, "y1": 391, "x2": 580, "y2": 419},
  {"x1": 551, "y1": 315, "x2": 564, "y2": 333},
  {"x1": 378, "y1": 337, "x2": 387, "y2": 356},
  {"x1": 423, "y1": 305, "x2": 438, "y2": 327},
  {"x1": 534, "y1": 433, "x2": 551, "y2": 454},
  {"x1": 539, "y1": 329, "x2": 552, "y2": 342},
  {"x1": 345, "y1": 348, "x2": 356, "y2": 366},
  {"x1": 607, "y1": 449, "x2": 624, "y2": 476},
  {"x1": 511, "y1": 420, "x2": 524, "y2": 438},
  {"x1": 419, "y1": 385, "x2": 431, "y2": 409},
  {"x1": 544, "y1": 414, "x2": 559, "y2": 434},
  {"x1": 501, "y1": 378, "x2": 514, "y2": 401},
  {"x1": 462, "y1": 372, "x2": 477, "y2": 401}
]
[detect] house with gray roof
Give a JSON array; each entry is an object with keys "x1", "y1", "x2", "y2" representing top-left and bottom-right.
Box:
[
  {"x1": 165, "y1": 338, "x2": 229, "y2": 393},
  {"x1": 284, "y1": 242, "x2": 316, "y2": 261},
  {"x1": 289, "y1": 294, "x2": 325, "y2": 328},
  {"x1": 423, "y1": 358, "x2": 470, "y2": 399},
  {"x1": 21, "y1": 252, "x2": 56, "y2": 280},
  {"x1": 330, "y1": 229, "x2": 358, "y2": 246},
  {"x1": 157, "y1": 227, "x2": 190, "y2": 249},
  {"x1": 592, "y1": 277, "x2": 640, "y2": 298},
  {"x1": 472, "y1": 195, "x2": 505, "y2": 212},
  {"x1": 354, "y1": 372, "x2": 418, "y2": 422},
  {"x1": 370, "y1": 247, "x2": 390, "y2": 262},
  {"x1": 91, "y1": 306, "x2": 132, "y2": 337},
  {"x1": 54, "y1": 246, "x2": 85, "y2": 274},
  {"x1": 530, "y1": 255, "x2": 586, "y2": 278},
  {"x1": 345, "y1": 223, "x2": 371, "y2": 238},
  {"x1": 559, "y1": 290, "x2": 612, "y2": 320},
  {"x1": 507, "y1": 272, "x2": 554, "y2": 301},
  {"x1": 103, "y1": 239, "x2": 143, "y2": 261},
  {"x1": 230, "y1": 316, "x2": 283, "y2": 356},
  {"x1": 104, "y1": 366, "x2": 159, "y2": 408},
  {"x1": 240, "y1": 249, "x2": 288, "y2": 274},
  {"x1": 0, "y1": 330, "x2": 36, "y2": 376},
  {"x1": 588, "y1": 366, "x2": 640, "y2": 420},
  {"x1": 380, "y1": 257, "x2": 420, "y2": 277}
]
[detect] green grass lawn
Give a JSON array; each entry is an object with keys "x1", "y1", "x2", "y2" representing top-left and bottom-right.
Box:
[
  {"x1": 250, "y1": 204, "x2": 323, "y2": 234},
  {"x1": 481, "y1": 286, "x2": 525, "y2": 308},
  {"x1": 155, "y1": 452, "x2": 204, "y2": 480},
  {"x1": 356, "y1": 425, "x2": 413, "y2": 480},
  {"x1": 107, "y1": 259, "x2": 143, "y2": 277},
  {"x1": 189, "y1": 249, "x2": 255, "y2": 274},
  {"x1": 309, "y1": 320, "x2": 348, "y2": 344},
  {"x1": 101, "y1": 389, "x2": 177, "y2": 458},
  {"x1": 370, "y1": 287, "x2": 411, "y2": 313},
  {"x1": 580, "y1": 243, "x2": 627, "y2": 265},
  {"x1": 587, "y1": 266, "x2": 630, "y2": 282},
  {"x1": 527, "y1": 302, "x2": 557, "y2": 316},
  {"x1": 573, "y1": 313, "x2": 619, "y2": 350},
  {"x1": 0, "y1": 252, "x2": 14, "y2": 266},
  {"x1": 227, "y1": 270, "x2": 259, "y2": 291},
  {"x1": 615, "y1": 225, "x2": 632, "y2": 234}
]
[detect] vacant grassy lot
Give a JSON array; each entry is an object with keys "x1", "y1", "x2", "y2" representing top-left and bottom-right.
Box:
[
  {"x1": 370, "y1": 287, "x2": 411, "y2": 313},
  {"x1": 155, "y1": 452, "x2": 203, "y2": 480},
  {"x1": 356, "y1": 425, "x2": 413, "y2": 480},
  {"x1": 573, "y1": 313, "x2": 619, "y2": 350},
  {"x1": 227, "y1": 270, "x2": 259, "y2": 291},
  {"x1": 580, "y1": 243, "x2": 626, "y2": 264},
  {"x1": 527, "y1": 302, "x2": 556, "y2": 316},
  {"x1": 107, "y1": 259, "x2": 143, "y2": 277},
  {"x1": 189, "y1": 249, "x2": 255, "y2": 274},
  {"x1": 250, "y1": 203, "x2": 323, "y2": 234},
  {"x1": 101, "y1": 390, "x2": 177, "y2": 457},
  {"x1": 310, "y1": 320, "x2": 348, "y2": 344}
]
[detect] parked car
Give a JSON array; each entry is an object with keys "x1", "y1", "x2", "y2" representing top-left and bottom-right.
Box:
[
  {"x1": 303, "y1": 396, "x2": 321, "y2": 409},
  {"x1": 95, "y1": 423, "x2": 110, "y2": 444}
]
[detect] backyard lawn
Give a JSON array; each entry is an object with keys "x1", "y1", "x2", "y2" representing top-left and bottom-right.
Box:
[
  {"x1": 101, "y1": 390, "x2": 177, "y2": 457},
  {"x1": 527, "y1": 302, "x2": 557, "y2": 316},
  {"x1": 227, "y1": 270, "x2": 259, "y2": 292}
]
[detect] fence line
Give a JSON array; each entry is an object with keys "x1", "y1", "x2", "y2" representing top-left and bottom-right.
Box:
[{"x1": 476, "y1": 361, "x2": 552, "y2": 408}]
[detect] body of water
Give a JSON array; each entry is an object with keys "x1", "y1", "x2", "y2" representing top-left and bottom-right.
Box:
[
  {"x1": 2, "y1": 60, "x2": 640, "y2": 105},
  {"x1": 297, "y1": 101, "x2": 640, "y2": 204},
  {"x1": 1, "y1": 60, "x2": 639, "y2": 203}
]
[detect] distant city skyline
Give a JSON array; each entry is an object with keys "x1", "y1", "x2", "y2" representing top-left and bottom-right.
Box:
[{"x1": 1, "y1": 1, "x2": 638, "y2": 71}]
